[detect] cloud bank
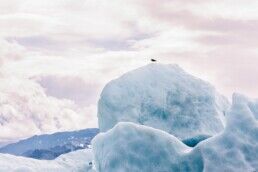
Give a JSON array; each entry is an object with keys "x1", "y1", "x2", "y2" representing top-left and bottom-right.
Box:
[{"x1": 0, "y1": 0, "x2": 258, "y2": 142}]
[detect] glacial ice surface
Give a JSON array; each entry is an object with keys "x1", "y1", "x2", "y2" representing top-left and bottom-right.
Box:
[
  {"x1": 98, "y1": 64, "x2": 229, "y2": 140},
  {"x1": 198, "y1": 94, "x2": 258, "y2": 171},
  {"x1": 93, "y1": 94, "x2": 258, "y2": 172},
  {"x1": 92, "y1": 122, "x2": 203, "y2": 172}
]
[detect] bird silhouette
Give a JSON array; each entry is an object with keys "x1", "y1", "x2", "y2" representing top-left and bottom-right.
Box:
[{"x1": 151, "y1": 59, "x2": 157, "y2": 62}]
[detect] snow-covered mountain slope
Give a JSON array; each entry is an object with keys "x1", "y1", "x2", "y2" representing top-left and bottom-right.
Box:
[
  {"x1": 98, "y1": 64, "x2": 229, "y2": 141},
  {"x1": 0, "y1": 128, "x2": 99, "y2": 160},
  {"x1": 93, "y1": 94, "x2": 258, "y2": 172},
  {"x1": 0, "y1": 141, "x2": 15, "y2": 148},
  {"x1": 0, "y1": 149, "x2": 95, "y2": 172}
]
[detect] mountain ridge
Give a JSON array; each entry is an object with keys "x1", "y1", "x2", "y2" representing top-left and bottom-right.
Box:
[{"x1": 0, "y1": 128, "x2": 99, "y2": 160}]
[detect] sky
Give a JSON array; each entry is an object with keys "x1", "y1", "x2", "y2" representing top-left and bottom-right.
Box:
[{"x1": 1, "y1": 0, "x2": 258, "y2": 142}]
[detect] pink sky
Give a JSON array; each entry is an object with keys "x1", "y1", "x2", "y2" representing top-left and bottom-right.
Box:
[{"x1": 0, "y1": 0, "x2": 258, "y2": 142}]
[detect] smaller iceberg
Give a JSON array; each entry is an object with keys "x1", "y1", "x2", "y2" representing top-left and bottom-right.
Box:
[
  {"x1": 92, "y1": 122, "x2": 203, "y2": 172},
  {"x1": 198, "y1": 94, "x2": 258, "y2": 171}
]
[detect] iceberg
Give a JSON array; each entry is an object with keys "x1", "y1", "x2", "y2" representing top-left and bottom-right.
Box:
[
  {"x1": 98, "y1": 64, "x2": 229, "y2": 141},
  {"x1": 92, "y1": 94, "x2": 258, "y2": 172}
]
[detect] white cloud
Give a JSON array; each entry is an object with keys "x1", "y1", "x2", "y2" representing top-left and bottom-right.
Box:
[
  {"x1": 35, "y1": 75, "x2": 101, "y2": 106},
  {"x1": 0, "y1": 40, "x2": 25, "y2": 65},
  {"x1": 0, "y1": 0, "x2": 258, "y2": 142},
  {"x1": 0, "y1": 77, "x2": 97, "y2": 142}
]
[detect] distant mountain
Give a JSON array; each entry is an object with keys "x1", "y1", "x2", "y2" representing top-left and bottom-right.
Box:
[
  {"x1": 0, "y1": 142, "x2": 12, "y2": 148},
  {"x1": 0, "y1": 128, "x2": 99, "y2": 160}
]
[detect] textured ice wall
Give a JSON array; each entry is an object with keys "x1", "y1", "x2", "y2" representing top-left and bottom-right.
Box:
[
  {"x1": 92, "y1": 122, "x2": 203, "y2": 172},
  {"x1": 93, "y1": 94, "x2": 258, "y2": 172},
  {"x1": 98, "y1": 64, "x2": 229, "y2": 140},
  {"x1": 198, "y1": 94, "x2": 258, "y2": 171}
]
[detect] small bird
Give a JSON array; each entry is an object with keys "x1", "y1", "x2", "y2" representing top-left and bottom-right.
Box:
[{"x1": 151, "y1": 59, "x2": 157, "y2": 62}]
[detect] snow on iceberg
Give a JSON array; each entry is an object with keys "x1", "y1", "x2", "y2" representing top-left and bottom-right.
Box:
[
  {"x1": 98, "y1": 64, "x2": 229, "y2": 141},
  {"x1": 0, "y1": 149, "x2": 95, "y2": 172},
  {"x1": 92, "y1": 94, "x2": 258, "y2": 172}
]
